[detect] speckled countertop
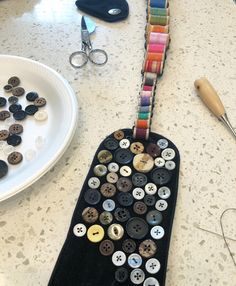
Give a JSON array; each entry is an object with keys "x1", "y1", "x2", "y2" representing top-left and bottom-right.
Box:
[{"x1": 0, "y1": 0, "x2": 236, "y2": 285}]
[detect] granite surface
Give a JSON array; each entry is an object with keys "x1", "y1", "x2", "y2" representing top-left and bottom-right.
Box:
[{"x1": 0, "y1": 0, "x2": 236, "y2": 285}]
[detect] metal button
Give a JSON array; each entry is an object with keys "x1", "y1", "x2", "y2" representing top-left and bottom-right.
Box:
[
  {"x1": 108, "y1": 8, "x2": 121, "y2": 15},
  {"x1": 82, "y1": 207, "x2": 99, "y2": 223},
  {"x1": 93, "y1": 164, "x2": 107, "y2": 176},
  {"x1": 143, "y1": 195, "x2": 156, "y2": 207},
  {"x1": 122, "y1": 239, "x2": 136, "y2": 254},
  {"x1": 120, "y1": 165, "x2": 132, "y2": 177},
  {"x1": 103, "y1": 138, "x2": 119, "y2": 150},
  {"x1": 84, "y1": 189, "x2": 101, "y2": 205},
  {"x1": 145, "y1": 258, "x2": 161, "y2": 274},
  {"x1": 157, "y1": 138, "x2": 168, "y2": 149},
  {"x1": 146, "y1": 143, "x2": 161, "y2": 158},
  {"x1": 99, "y1": 239, "x2": 114, "y2": 256},
  {"x1": 165, "y1": 160, "x2": 176, "y2": 170},
  {"x1": 114, "y1": 130, "x2": 125, "y2": 140},
  {"x1": 73, "y1": 223, "x2": 87, "y2": 237},
  {"x1": 108, "y1": 223, "x2": 124, "y2": 240},
  {"x1": 100, "y1": 183, "x2": 116, "y2": 198},
  {"x1": 106, "y1": 172, "x2": 119, "y2": 183},
  {"x1": 132, "y1": 173, "x2": 147, "y2": 187},
  {"x1": 88, "y1": 177, "x2": 100, "y2": 189},
  {"x1": 130, "y1": 142, "x2": 144, "y2": 154},
  {"x1": 132, "y1": 188, "x2": 145, "y2": 200},
  {"x1": 108, "y1": 162, "x2": 119, "y2": 173},
  {"x1": 26, "y1": 91, "x2": 38, "y2": 102},
  {"x1": 133, "y1": 202, "x2": 147, "y2": 215},
  {"x1": 116, "y1": 177, "x2": 132, "y2": 192},
  {"x1": 0, "y1": 160, "x2": 8, "y2": 179},
  {"x1": 146, "y1": 210, "x2": 163, "y2": 226},
  {"x1": 161, "y1": 148, "x2": 175, "y2": 160},
  {"x1": 126, "y1": 217, "x2": 149, "y2": 240},
  {"x1": 87, "y1": 224, "x2": 104, "y2": 243},
  {"x1": 114, "y1": 207, "x2": 130, "y2": 222},
  {"x1": 128, "y1": 253, "x2": 142, "y2": 268},
  {"x1": 151, "y1": 168, "x2": 172, "y2": 185},
  {"x1": 155, "y1": 199, "x2": 168, "y2": 211},
  {"x1": 130, "y1": 269, "x2": 145, "y2": 285},
  {"x1": 115, "y1": 267, "x2": 128, "y2": 283},
  {"x1": 119, "y1": 138, "x2": 130, "y2": 149},
  {"x1": 133, "y1": 153, "x2": 154, "y2": 173},
  {"x1": 139, "y1": 239, "x2": 157, "y2": 258},
  {"x1": 112, "y1": 251, "x2": 126, "y2": 266},
  {"x1": 145, "y1": 183, "x2": 157, "y2": 195},
  {"x1": 103, "y1": 199, "x2": 116, "y2": 211},
  {"x1": 115, "y1": 148, "x2": 133, "y2": 164},
  {"x1": 117, "y1": 192, "x2": 133, "y2": 207},
  {"x1": 99, "y1": 211, "x2": 113, "y2": 225},
  {"x1": 143, "y1": 277, "x2": 160, "y2": 286},
  {"x1": 154, "y1": 157, "x2": 165, "y2": 167},
  {"x1": 97, "y1": 150, "x2": 113, "y2": 164},
  {"x1": 150, "y1": 226, "x2": 165, "y2": 240},
  {"x1": 158, "y1": 186, "x2": 171, "y2": 199}
]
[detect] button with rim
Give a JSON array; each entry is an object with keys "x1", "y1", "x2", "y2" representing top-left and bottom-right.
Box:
[
  {"x1": 8, "y1": 96, "x2": 18, "y2": 104},
  {"x1": 154, "y1": 157, "x2": 165, "y2": 167},
  {"x1": 145, "y1": 183, "x2": 157, "y2": 195},
  {"x1": 84, "y1": 189, "x2": 101, "y2": 205},
  {"x1": 157, "y1": 138, "x2": 168, "y2": 149},
  {"x1": 100, "y1": 183, "x2": 116, "y2": 198},
  {"x1": 117, "y1": 192, "x2": 133, "y2": 207},
  {"x1": 115, "y1": 148, "x2": 133, "y2": 164},
  {"x1": 139, "y1": 239, "x2": 157, "y2": 258},
  {"x1": 9, "y1": 124, "x2": 23, "y2": 135},
  {"x1": 34, "y1": 110, "x2": 48, "y2": 121},
  {"x1": 108, "y1": 162, "x2": 119, "y2": 173},
  {"x1": 97, "y1": 150, "x2": 113, "y2": 164},
  {"x1": 128, "y1": 253, "x2": 142, "y2": 268},
  {"x1": 150, "y1": 226, "x2": 165, "y2": 240},
  {"x1": 12, "y1": 87, "x2": 25, "y2": 96},
  {"x1": 133, "y1": 153, "x2": 154, "y2": 173},
  {"x1": 114, "y1": 207, "x2": 130, "y2": 222},
  {"x1": 145, "y1": 258, "x2": 161, "y2": 274},
  {"x1": 26, "y1": 91, "x2": 39, "y2": 102},
  {"x1": 99, "y1": 239, "x2": 114, "y2": 256},
  {"x1": 93, "y1": 164, "x2": 107, "y2": 177},
  {"x1": 130, "y1": 269, "x2": 145, "y2": 285},
  {"x1": 161, "y1": 148, "x2": 175, "y2": 160},
  {"x1": 0, "y1": 97, "x2": 7, "y2": 107},
  {"x1": 108, "y1": 223, "x2": 124, "y2": 240},
  {"x1": 7, "y1": 134, "x2": 22, "y2": 146},
  {"x1": 0, "y1": 130, "x2": 9, "y2": 140},
  {"x1": 115, "y1": 267, "x2": 128, "y2": 283},
  {"x1": 82, "y1": 207, "x2": 99, "y2": 223},
  {"x1": 132, "y1": 188, "x2": 145, "y2": 200},
  {"x1": 146, "y1": 143, "x2": 161, "y2": 158},
  {"x1": 8, "y1": 76, "x2": 20, "y2": 87},
  {"x1": 13, "y1": 110, "x2": 27, "y2": 121},
  {"x1": 103, "y1": 199, "x2": 115, "y2": 211},
  {"x1": 116, "y1": 177, "x2": 132, "y2": 192},
  {"x1": 0, "y1": 160, "x2": 8, "y2": 179},
  {"x1": 99, "y1": 211, "x2": 113, "y2": 225},
  {"x1": 126, "y1": 217, "x2": 149, "y2": 240},
  {"x1": 73, "y1": 223, "x2": 87, "y2": 237},
  {"x1": 165, "y1": 160, "x2": 176, "y2": 170},
  {"x1": 7, "y1": 151, "x2": 23, "y2": 165},
  {"x1": 122, "y1": 239, "x2": 136, "y2": 254},
  {"x1": 4, "y1": 84, "x2": 13, "y2": 92},
  {"x1": 119, "y1": 138, "x2": 130, "y2": 149},
  {"x1": 143, "y1": 277, "x2": 160, "y2": 286},
  {"x1": 34, "y1": 97, "x2": 47, "y2": 107},
  {"x1": 106, "y1": 172, "x2": 118, "y2": 183},
  {"x1": 130, "y1": 142, "x2": 144, "y2": 154},
  {"x1": 133, "y1": 201, "x2": 147, "y2": 215},
  {"x1": 151, "y1": 168, "x2": 172, "y2": 185},
  {"x1": 155, "y1": 199, "x2": 168, "y2": 211},
  {"x1": 114, "y1": 130, "x2": 124, "y2": 140},
  {"x1": 132, "y1": 173, "x2": 147, "y2": 187},
  {"x1": 25, "y1": 105, "x2": 39, "y2": 115},
  {"x1": 158, "y1": 186, "x2": 171, "y2": 199},
  {"x1": 143, "y1": 195, "x2": 156, "y2": 207},
  {"x1": 103, "y1": 137, "x2": 119, "y2": 150},
  {"x1": 87, "y1": 224, "x2": 104, "y2": 243},
  {"x1": 120, "y1": 165, "x2": 132, "y2": 177},
  {"x1": 146, "y1": 210, "x2": 163, "y2": 226},
  {"x1": 88, "y1": 177, "x2": 100, "y2": 189},
  {"x1": 112, "y1": 250, "x2": 126, "y2": 266}
]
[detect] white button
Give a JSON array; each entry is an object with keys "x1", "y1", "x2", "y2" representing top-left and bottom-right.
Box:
[
  {"x1": 154, "y1": 157, "x2": 165, "y2": 167},
  {"x1": 155, "y1": 199, "x2": 168, "y2": 211},
  {"x1": 158, "y1": 186, "x2": 171, "y2": 199},
  {"x1": 73, "y1": 223, "x2": 87, "y2": 237},
  {"x1": 112, "y1": 251, "x2": 126, "y2": 266},
  {"x1": 165, "y1": 160, "x2": 176, "y2": 170},
  {"x1": 157, "y1": 138, "x2": 168, "y2": 149},
  {"x1": 132, "y1": 188, "x2": 145, "y2": 200},
  {"x1": 35, "y1": 136, "x2": 46, "y2": 149},
  {"x1": 128, "y1": 253, "x2": 142, "y2": 268},
  {"x1": 25, "y1": 149, "x2": 36, "y2": 161},
  {"x1": 145, "y1": 258, "x2": 161, "y2": 274},
  {"x1": 119, "y1": 139, "x2": 130, "y2": 149},
  {"x1": 108, "y1": 162, "x2": 119, "y2": 173},
  {"x1": 120, "y1": 166, "x2": 132, "y2": 177},
  {"x1": 34, "y1": 110, "x2": 48, "y2": 121},
  {"x1": 106, "y1": 172, "x2": 119, "y2": 183},
  {"x1": 161, "y1": 148, "x2": 175, "y2": 160},
  {"x1": 150, "y1": 226, "x2": 165, "y2": 240},
  {"x1": 143, "y1": 277, "x2": 160, "y2": 286},
  {"x1": 130, "y1": 269, "x2": 145, "y2": 285},
  {"x1": 145, "y1": 183, "x2": 157, "y2": 195},
  {"x1": 88, "y1": 177, "x2": 100, "y2": 189},
  {"x1": 103, "y1": 199, "x2": 115, "y2": 211}
]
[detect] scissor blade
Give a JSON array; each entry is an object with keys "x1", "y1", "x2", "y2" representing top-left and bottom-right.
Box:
[{"x1": 81, "y1": 16, "x2": 87, "y2": 31}]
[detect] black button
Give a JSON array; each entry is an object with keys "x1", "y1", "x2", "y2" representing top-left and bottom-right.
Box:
[
  {"x1": 13, "y1": 110, "x2": 27, "y2": 121},
  {"x1": 115, "y1": 148, "x2": 133, "y2": 164},
  {"x1": 146, "y1": 210, "x2": 163, "y2": 226},
  {"x1": 25, "y1": 105, "x2": 38, "y2": 115},
  {"x1": 116, "y1": 177, "x2": 132, "y2": 192},
  {"x1": 151, "y1": 168, "x2": 172, "y2": 185},
  {"x1": 6, "y1": 134, "x2": 22, "y2": 146},
  {"x1": 115, "y1": 267, "x2": 128, "y2": 283},
  {"x1": 8, "y1": 96, "x2": 18, "y2": 104},
  {"x1": 114, "y1": 208, "x2": 130, "y2": 222},
  {"x1": 9, "y1": 103, "x2": 22, "y2": 113},
  {"x1": 84, "y1": 189, "x2": 101, "y2": 205},
  {"x1": 122, "y1": 239, "x2": 136, "y2": 253},
  {"x1": 117, "y1": 192, "x2": 133, "y2": 207},
  {"x1": 0, "y1": 97, "x2": 7, "y2": 107},
  {"x1": 126, "y1": 217, "x2": 149, "y2": 240},
  {"x1": 143, "y1": 195, "x2": 156, "y2": 206},
  {"x1": 0, "y1": 160, "x2": 8, "y2": 179},
  {"x1": 146, "y1": 143, "x2": 161, "y2": 158},
  {"x1": 104, "y1": 138, "x2": 119, "y2": 150},
  {"x1": 132, "y1": 173, "x2": 147, "y2": 187},
  {"x1": 26, "y1": 92, "x2": 39, "y2": 102},
  {"x1": 133, "y1": 201, "x2": 147, "y2": 215}
]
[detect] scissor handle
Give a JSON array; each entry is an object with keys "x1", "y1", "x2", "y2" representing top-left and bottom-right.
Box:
[
  {"x1": 69, "y1": 51, "x2": 88, "y2": 69},
  {"x1": 88, "y1": 49, "x2": 108, "y2": 66}
]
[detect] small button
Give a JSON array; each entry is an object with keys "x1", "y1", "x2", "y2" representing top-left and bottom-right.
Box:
[
  {"x1": 99, "y1": 211, "x2": 113, "y2": 225},
  {"x1": 34, "y1": 97, "x2": 47, "y2": 107},
  {"x1": 154, "y1": 157, "x2": 165, "y2": 167},
  {"x1": 84, "y1": 189, "x2": 101, "y2": 205},
  {"x1": 0, "y1": 160, "x2": 8, "y2": 179},
  {"x1": 158, "y1": 186, "x2": 171, "y2": 199},
  {"x1": 112, "y1": 251, "x2": 126, "y2": 266},
  {"x1": 132, "y1": 188, "x2": 145, "y2": 200},
  {"x1": 133, "y1": 201, "x2": 147, "y2": 215},
  {"x1": 25, "y1": 149, "x2": 36, "y2": 161},
  {"x1": 126, "y1": 217, "x2": 149, "y2": 240},
  {"x1": 120, "y1": 165, "x2": 132, "y2": 177},
  {"x1": 73, "y1": 223, "x2": 87, "y2": 237},
  {"x1": 4, "y1": 84, "x2": 13, "y2": 92},
  {"x1": 132, "y1": 173, "x2": 147, "y2": 187},
  {"x1": 0, "y1": 111, "x2": 11, "y2": 121},
  {"x1": 108, "y1": 223, "x2": 124, "y2": 240},
  {"x1": 145, "y1": 183, "x2": 157, "y2": 195},
  {"x1": 9, "y1": 103, "x2": 22, "y2": 113},
  {"x1": 116, "y1": 177, "x2": 132, "y2": 192},
  {"x1": 87, "y1": 224, "x2": 104, "y2": 243},
  {"x1": 7, "y1": 151, "x2": 23, "y2": 165},
  {"x1": 115, "y1": 148, "x2": 133, "y2": 164},
  {"x1": 8, "y1": 76, "x2": 20, "y2": 87},
  {"x1": 133, "y1": 153, "x2": 154, "y2": 173},
  {"x1": 93, "y1": 164, "x2": 107, "y2": 177},
  {"x1": 139, "y1": 239, "x2": 157, "y2": 258},
  {"x1": 82, "y1": 207, "x2": 99, "y2": 223},
  {"x1": 151, "y1": 168, "x2": 172, "y2": 185},
  {"x1": 150, "y1": 226, "x2": 165, "y2": 240},
  {"x1": 115, "y1": 267, "x2": 128, "y2": 283},
  {"x1": 143, "y1": 195, "x2": 156, "y2": 207},
  {"x1": 99, "y1": 239, "x2": 114, "y2": 256},
  {"x1": 25, "y1": 105, "x2": 38, "y2": 115},
  {"x1": 165, "y1": 160, "x2": 176, "y2": 170},
  {"x1": 34, "y1": 110, "x2": 48, "y2": 121},
  {"x1": 103, "y1": 199, "x2": 115, "y2": 211},
  {"x1": 155, "y1": 199, "x2": 168, "y2": 211},
  {"x1": 7, "y1": 134, "x2": 22, "y2": 146},
  {"x1": 130, "y1": 269, "x2": 145, "y2": 285},
  {"x1": 106, "y1": 172, "x2": 119, "y2": 183},
  {"x1": 108, "y1": 8, "x2": 121, "y2": 15},
  {"x1": 146, "y1": 210, "x2": 163, "y2": 226},
  {"x1": 0, "y1": 130, "x2": 9, "y2": 140},
  {"x1": 9, "y1": 124, "x2": 23, "y2": 135},
  {"x1": 8, "y1": 96, "x2": 18, "y2": 104},
  {"x1": 88, "y1": 177, "x2": 100, "y2": 189},
  {"x1": 128, "y1": 253, "x2": 142, "y2": 268},
  {"x1": 130, "y1": 142, "x2": 144, "y2": 154},
  {"x1": 114, "y1": 130, "x2": 125, "y2": 140},
  {"x1": 145, "y1": 258, "x2": 161, "y2": 274},
  {"x1": 13, "y1": 110, "x2": 27, "y2": 121},
  {"x1": 119, "y1": 138, "x2": 130, "y2": 149},
  {"x1": 0, "y1": 97, "x2": 7, "y2": 107},
  {"x1": 122, "y1": 239, "x2": 136, "y2": 254},
  {"x1": 114, "y1": 207, "x2": 130, "y2": 222},
  {"x1": 157, "y1": 138, "x2": 168, "y2": 149},
  {"x1": 97, "y1": 150, "x2": 113, "y2": 164},
  {"x1": 26, "y1": 92, "x2": 39, "y2": 102},
  {"x1": 143, "y1": 277, "x2": 160, "y2": 286},
  {"x1": 146, "y1": 143, "x2": 161, "y2": 158},
  {"x1": 108, "y1": 162, "x2": 119, "y2": 173},
  {"x1": 161, "y1": 148, "x2": 176, "y2": 160},
  {"x1": 100, "y1": 183, "x2": 116, "y2": 198},
  {"x1": 117, "y1": 192, "x2": 133, "y2": 207},
  {"x1": 12, "y1": 87, "x2": 25, "y2": 96},
  {"x1": 103, "y1": 138, "x2": 119, "y2": 150}
]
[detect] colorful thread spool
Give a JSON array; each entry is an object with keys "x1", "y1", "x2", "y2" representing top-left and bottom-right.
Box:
[
  {"x1": 133, "y1": 127, "x2": 149, "y2": 140},
  {"x1": 139, "y1": 96, "x2": 152, "y2": 106},
  {"x1": 147, "y1": 44, "x2": 165, "y2": 53},
  {"x1": 149, "y1": 0, "x2": 167, "y2": 9},
  {"x1": 144, "y1": 60, "x2": 163, "y2": 74},
  {"x1": 146, "y1": 52, "x2": 164, "y2": 61},
  {"x1": 144, "y1": 72, "x2": 157, "y2": 86},
  {"x1": 138, "y1": 106, "x2": 152, "y2": 113},
  {"x1": 135, "y1": 119, "x2": 150, "y2": 129},
  {"x1": 140, "y1": 90, "x2": 153, "y2": 97},
  {"x1": 149, "y1": 15, "x2": 169, "y2": 26},
  {"x1": 149, "y1": 32, "x2": 169, "y2": 46},
  {"x1": 149, "y1": 7, "x2": 169, "y2": 16},
  {"x1": 138, "y1": 112, "x2": 151, "y2": 120},
  {"x1": 143, "y1": 85, "x2": 153, "y2": 91},
  {"x1": 147, "y1": 24, "x2": 169, "y2": 34}
]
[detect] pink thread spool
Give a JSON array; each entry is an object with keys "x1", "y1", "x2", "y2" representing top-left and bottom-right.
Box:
[
  {"x1": 140, "y1": 90, "x2": 153, "y2": 97},
  {"x1": 147, "y1": 44, "x2": 166, "y2": 53},
  {"x1": 143, "y1": 85, "x2": 153, "y2": 91},
  {"x1": 149, "y1": 32, "x2": 169, "y2": 46},
  {"x1": 144, "y1": 60, "x2": 163, "y2": 74}
]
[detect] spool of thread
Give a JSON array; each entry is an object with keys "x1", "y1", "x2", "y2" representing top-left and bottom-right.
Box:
[
  {"x1": 144, "y1": 72, "x2": 157, "y2": 86},
  {"x1": 149, "y1": 32, "x2": 169, "y2": 46},
  {"x1": 144, "y1": 60, "x2": 163, "y2": 74},
  {"x1": 147, "y1": 24, "x2": 169, "y2": 34},
  {"x1": 133, "y1": 127, "x2": 150, "y2": 140},
  {"x1": 143, "y1": 85, "x2": 153, "y2": 91},
  {"x1": 149, "y1": 7, "x2": 169, "y2": 16},
  {"x1": 149, "y1": 15, "x2": 169, "y2": 26},
  {"x1": 149, "y1": 0, "x2": 167, "y2": 9},
  {"x1": 138, "y1": 112, "x2": 151, "y2": 120},
  {"x1": 147, "y1": 44, "x2": 165, "y2": 53},
  {"x1": 135, "y1": 119, "x2": 150, "y2": 129},
  {"x1": 146, "y1": 52, "x2": 164, "y2": 61},
  {"x1": 140, "y1": 90, "x2": 153, "y2": 97},
  {"x1": 139, "y1": 96, "x2": 152, "y2": 106},
  {"x1": 139, "y1": 106, "x2": 152, "y2": 113}
]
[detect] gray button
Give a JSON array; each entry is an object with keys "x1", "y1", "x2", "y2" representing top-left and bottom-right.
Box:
[
  {"x1": 108, "y1": 162, "x2": 119, "y2": 173},
  {"x1": 117, "y1": 192, "x2": 133, "y2": 207},
  {"x1": 115, "y1": 148, "x2": 133, "y2": 164},
  {"x1": 117, "y1": 177, "x2": 132, "y2": 192},
  {"x1": 146, "y1": 210, "x2": 163, "y2": 226},
  {"x1": 165, "y1": 160, "x2": 176, "y2": 170},
  {"x1": 115, "y1": 267, "x2": 128, "y2": 283},
  {"x1": 130, "y1": 268, "x2": 145, "y2": 285},
  {"x1": 151, "y1": 168, "x2": 172, "y2": 185},
  {"x1": 126, "y1": 217, "x2": 149, "y2": 240},
  {"x1": 99, "y1": 211, "x2": 113, "y2": 225},
  {"x1": 143, "y1": 277, "x2": 160, "y2": 286},
  {"x1": 122, "y1": 239, "x2": 136, "y2": 253},
  {"x1": 145, "y1": 258, "x2": 161, "y2": 274},
  {"x1": 103, "y1": 199, "x2": 116, "y2": 211},
  {"x1": 161, "y1": 148, "x2": 175, "y2": 160},
  {"x1": 155, "y1": 199, "x2": 168, "y2": 211},
  {"x1": 84, "y1": 189, "x2": 101, "y2": 205},
  {"x1": 114, "y1": 208, "x2": 130, "y2": 222},
  {"x1": 144, "y1": 195, "x2": 156, "y2": 207},
  {"x1": 158, "y1": 186, "x2": 171, "y2": 199},
  {"x1": 132, "y1": 173, "x2": 147, "y2": 187},
  {"x1": 104, "y1": 138, "x2": 119, "y2": 150},
  {"x1": 128, "y1": 253, "x2": 142, "y2": 268},
  {"x1": 93, "y1": 164, "x2": 107, "y2": 177},
  {"x1": 157, "y1": 138, "x2": 168, "y2": 149}
]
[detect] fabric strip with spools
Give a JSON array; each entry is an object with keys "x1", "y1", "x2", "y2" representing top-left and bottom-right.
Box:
[{"x1": 133, "y1": 0, "x2": 170, "y2": 140}]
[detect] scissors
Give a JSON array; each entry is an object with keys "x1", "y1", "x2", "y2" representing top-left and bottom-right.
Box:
[{"x1": 69, "y1": 16, "x2": 108, "y2": 68}]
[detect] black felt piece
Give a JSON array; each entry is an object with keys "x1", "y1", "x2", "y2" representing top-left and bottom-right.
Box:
[
  {"x1": 75, "y1": 0, "x2": 129, "y2": 22},
  {"x1": 48, "y1": 129, "x2": 180, "y2": 286}
]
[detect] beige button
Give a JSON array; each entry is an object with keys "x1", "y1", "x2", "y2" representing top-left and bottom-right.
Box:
[
  {"x1": 114, "y1": 130, "x2": 125, "y2": 140},
  {"x1": 97, "y1": 150, "x2": 113, "y2": 164},
  {"x1": 139, "y1": 239, "x2": 157, "y2": 258},
  {"x1": 106, "y1": 172, "x2": 119, "y2": 183},
  {"x1": 87, "y1": 224, "x2": 105, "y2": 243},
  {"x1": 108, "y1": 223, "x2": 124, "y2": 240},
  {"x1": 82, "y1": 207, "x2": 99, "y2": 223},
  {"x1": 100, "y1": 183, "x2": 116, "y2": 198},
  {"x1": 93, "y1": 164, "x2": 107, "y2": 176},
  {"x1": 133, "y1": 153, "x2": 154, "y2": 173},
  {"x1": 130, "y1": 142, "x2": 144, "y2": 154}
]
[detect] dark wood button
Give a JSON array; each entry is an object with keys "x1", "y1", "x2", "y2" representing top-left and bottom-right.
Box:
[
  {"x1": 8, "y1": 76, "x2": 20, "y2": 87},
  {"x1": 9, "y1": 124, "x2": 23, "y2": 135},
  {"x1": 0, "y1": 111, "x2": 11, "y2": 121},
  {"x1": 12, "y1": 87, "x2": 25, "y2": 97},
  {"x1": 114, "y1": 130, "x2": 124, "y2": 140},
  {"x1": 7, "y1": 151, "x2": 23, "y2": 165},
  {"x1": 99, "y1": 239, "x2": 114, "y2": 256},
  {"x1": 82, "y1": 207, "x2": 99, "y2": 223},
  {"x1": 34, "y1": 97, "x2": 47, "y2": 107},
  {"x1": 133, "y1": 201, "x2": 147, "y2": 215},
  {"x1": 146, "y1": 143, "x2": 161, "y2": 158},
  {"x1": 122, "y1": 239, "x2": 136, "y2": 253},
  {"x1": 0, "y1": 130, "x2": 9, "y2": 140},
  {"x1": 100, "y1": 183, "x2": 116, "y2": 198},
  {"x1": 139, "y1": 239, "x2": 157, "y2": 258}
]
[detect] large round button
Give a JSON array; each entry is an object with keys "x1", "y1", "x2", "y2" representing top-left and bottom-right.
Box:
[
  {"x1": 128, "y1": 253, "x2": 142, "y2": 268},
  {"x1": 143, "y1": 277, "x2": 160, "y2": 286},
  {"x1": 112, "y1": 251, "x2": 126, "y2": 266},
  {"x1": 114, "y1": 208, "x2": 130, "y2": 222},
  {"x1": 115, "y1": 267, "x2": 128, "y2": 283},
  {"x1": 132, "y1": 173, "x2": 147, "y2": 187},
  {"x1": 106, "y1": 172, "x2": 119, "y2": 183},
  {"x1": 133, "y1": 202, "x2": 147, "y2": 215},
  {"x1": 158, "y1": 186, "x2": 171, "y2": 199},
  {"x1": 99, "y1": 211, "x2": 113, "y2": 225},
  {"x1": 122, "y1": 239, "x2": 136, "y2": 254},
  {"x1": 103, "y1": 199, "x2": 116, "y2": 211},
  {"x1": 100, "y1": 183, "x2": 116, "y2": 198},
  {"x1": 155, "y1": 199, "x2": 168, "y2": 211},
  {"x1": 93, "y1": 164, "x2": 107, "y2": 176},
  {"x1": 73, "y1": 223, "x2": 87, "y2": 237},
  {"x1": 87, "y1": 224, "x2": 104, "y2": 243},
  {"x1": 132, "y1": 188, "x2": 145, "y2": 200},
  {"x1": 143, "y1": 195, "x2": 156, "y2": 207},
  {"x1": 104, "y1": 138, "x2": 119, "y2": 150},
  {"x1": 150, "y1": 226, "x2": 165, "y2": 240},
  {"x1": 115, "y1": 148, "x2": 133, "y2": 164},
  {"x1": 116, "y1": 177, "x2": 132, "y2": 192},
  {"x1": 139, "y1": 239, "x2": 157, "y2": 258},
  {"x1": 146, "y1": 143, "x2": 161, "y2": 158},
  {"x1": 145, "y1": 258, "x2": 161, "y2": 274},
  {"x1": 161, "y1": 148, "x2": 175, "y2": 160},
  {"x1": 108, "y1": 223, "x2": 124, "y2": 240},
  {"x1": 97, "y1": 150, "x2": 113, "y2": 164},
  {"x1": 130, "y1": 269, "x2": 145, "y2": 285},
  {"x1": 146, "y1": 210, "x2": 163, "y2": 226},
  {"x1": 117, "y1": 192, "x2": 133, "y2": 207},
  {"x1": 88, "y1": 177, "x2": 100, "y2": 189},
  {"x1": 157, "y1": 138, "x2": 168, "y2": 149},
  {"x1": 108, "y1": 162, "x2": 119, "y2": 173},
  {"x1": 126, "y1": 217, "x2": 149, "y2": 240},
  {"x1": 99, "y1": 239, "x2": 114, "y2": 256},
  {"x1": 151, "y1": 168, "x2": 172, "y2": 185},
  {"x1": 145, "y1": 183, "x2": 157, "y2": 195},
  {"x1": 84, "y1": 189, "x2": 101, "y2": 205},
  {"x1": 130, "y1": 142, "x2": 144, "y2": 154},
  {"x1": 82, "y1": 207, "x2": 99, "y2": 223},
  {"x1": 133, "y1": 153, "x2": 154, "y2": 173}
]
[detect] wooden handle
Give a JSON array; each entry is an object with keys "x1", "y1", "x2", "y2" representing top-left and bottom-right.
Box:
[{"x1": 194, "y1": 77, "x2": 225, "y2": 118}]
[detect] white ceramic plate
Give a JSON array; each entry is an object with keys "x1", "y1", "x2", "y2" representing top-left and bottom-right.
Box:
[{"x1": 0, "y1": 55, "x2": 78, "y2": 201}]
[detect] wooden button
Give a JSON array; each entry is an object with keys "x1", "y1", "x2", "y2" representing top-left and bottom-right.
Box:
[
  {"x1": 114, "y1": 130, "x2": 125, "y2": 140},
  {"x1": 130, "y1": 142, "x2": 144, "y2": 154},
  {"x1": 87, "y1": 224, "x2": 104, "y2": 243},
  {"x1": 34, "y1": 97, "x2": 47, "y2": 107},
  {"x1": 8, "y1": 76, "x2": 20, "y2": 87},
  {"x1": 0, "y1": 130, "x2": 9, "y2": 140},
  {"x1": 133, "y1": 153, "x2": 154, "y2": 173},
  {"x1": 100, "y1": 183, "x2": 116, "y2": 198},
  {"x1": 139, "y1": 239, "x2": 157, "y2": 258},
  {"x1": 7, "y1": 151, "x2": 23, "y2": 165},
  {"x1": 12, "y1": 87, "x2": 25, "y2": 96},
  {"x1": 99, "y1": 239, "x2": 114, "y2": 256},
  {"x1": 9, "y1": 124, "x2": 23, "y2": 135},
  {"x1": 97, "y1": 150, "x2": 113, "y2": 164},
  {"x1": 82, "y1": 207, "x2": 99, "y2": 223}
]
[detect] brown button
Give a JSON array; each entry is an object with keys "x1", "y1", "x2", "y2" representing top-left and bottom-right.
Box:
[
  {"x1": 34, "y1": 97, "x2": 47, "y2": 107},
  {"x1": 116, "y1": 177, "x2": 132, "y2": 192},
  {"x1": 146, "y1": 143, "x2": 161, "y2": 158},
  {"x1": 0, "y1": 111, "x2": 11, "y2": 121},
  {"x1": 12, "y1": 87, "x2": 25, "y2": 96},
  {"x1": 99, "y1": 239, "x2": 115, "y2": 256},
  {"x1": 8, "y1": 76, "x2": 20, "y2": 87},
  {"x1": 133, "y1": 153, "x2": 154, "y2": 173},
  {"x1": 82, "y1": 207, "x2": 99, "y2": 223},
  {"x1": 139, "y1": 239, "x2": 157, "y2": 258},
  {"x1": 122, "y1": 239, "x2": 136, "y2": 253},
  {"x1": 130, "y1": 142, "x2": 144, "y2": 154},
  {"x1": 9, "y1": 124, "x2": 24, "y2": 135},
  {"x1": 0, "y1": 130, "x2": 9, "y2": 140},
  {"x1": 100, "y1": 183, "x2": 116, "y2": 198},
  {"x1": 97, "y1": 150, "x2": 113, "y2": 164},
  {"x1": 114, "y1": 130, "x2": 125, "y2": 140},
  {"x1": 7, "y1": 151, "x2": 23, "y2": 165},
  {"x1": 133, "y1": 201, "x2": 147, "y2": 215}
]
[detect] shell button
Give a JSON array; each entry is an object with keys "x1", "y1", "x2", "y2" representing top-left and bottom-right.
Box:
[
  {"x1": 128, "y1": 253, "x2": 142, "y2": 268},
  {"x1": 106, "y1": 172, "x2": 119, "y2": 183},
  {"x1": 150, "y1": 226, "x2": 165, "y2": 240},
  {"x1": 145, "y1": 258, "x2": 161, "y2": 274},
  {"x1": 133, "y1": 153, "x2": 154, "y2": 173},
  {"x1": 99, "y1": 211, "x2": 113, "y2": 225},
  {"x1": 102, "y1": 199, "x2": 116, "y2": 211},
  {"x1": 108, "y1": 162, "x2": 119, "y2": 173},
  {"x1": 130, "y1": 269, "x2": 145, "y2": 285},
  {"x1": 112, "y1": 251, "x2": 126, "y2": 266},
  {"x1": 97, "y1": 150, "x2": 113, "y2": 164},
  {"x1": 87, "y1": 224, "x2": 104, "y2": 243},
  {"x1": 155, "y1": 199, "x2": 168, "y2": 211},
  {"x1": 132, "y1": 188, "x2": 145, "y2": 200},
  {"x1": 157, "y1": 138, "x2": 168, "y2": 149},
  {"x1": 158, "y1": 186, "x2": 171, "y2": 199},
  {"x1": 154, "y1": 157, "x2": 165, "y2": 167},
  {"x1": 73, "y1": 223, "x2": 87, "y2": 237},
  {"x1": 161, "y1": 148, "x2": 175, "y2": 160},
  {"x1": 126, "y1": 217, "x2": 149, "y2": 240},
  {"x1": 93, "y1": 164, "x2": 107, "y2": 176},
  {"x1": 116, "y1": 177, "x2": 132, "y2": 192},
  {"x1": 130, "y1": 142, "x2": 144, "y2": 154},
  {"x1": 151, "y1": 168, "x2": 172, "y2": 185},
  {"x1": 88, "y1": 177, "x2": 100, "y2": 189},
  {"x1": 139, "y1": 239, "x2": 157, "y2": 258},
  {"x1": 145, "y1": 183, "x2": 157, "y2": 195},
  {"x1": 108, "y1": 223, "x2": 124, "y2": 240},
  {"x1": 143, "y1": 277, "x2": 160, "y2": 286}
]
